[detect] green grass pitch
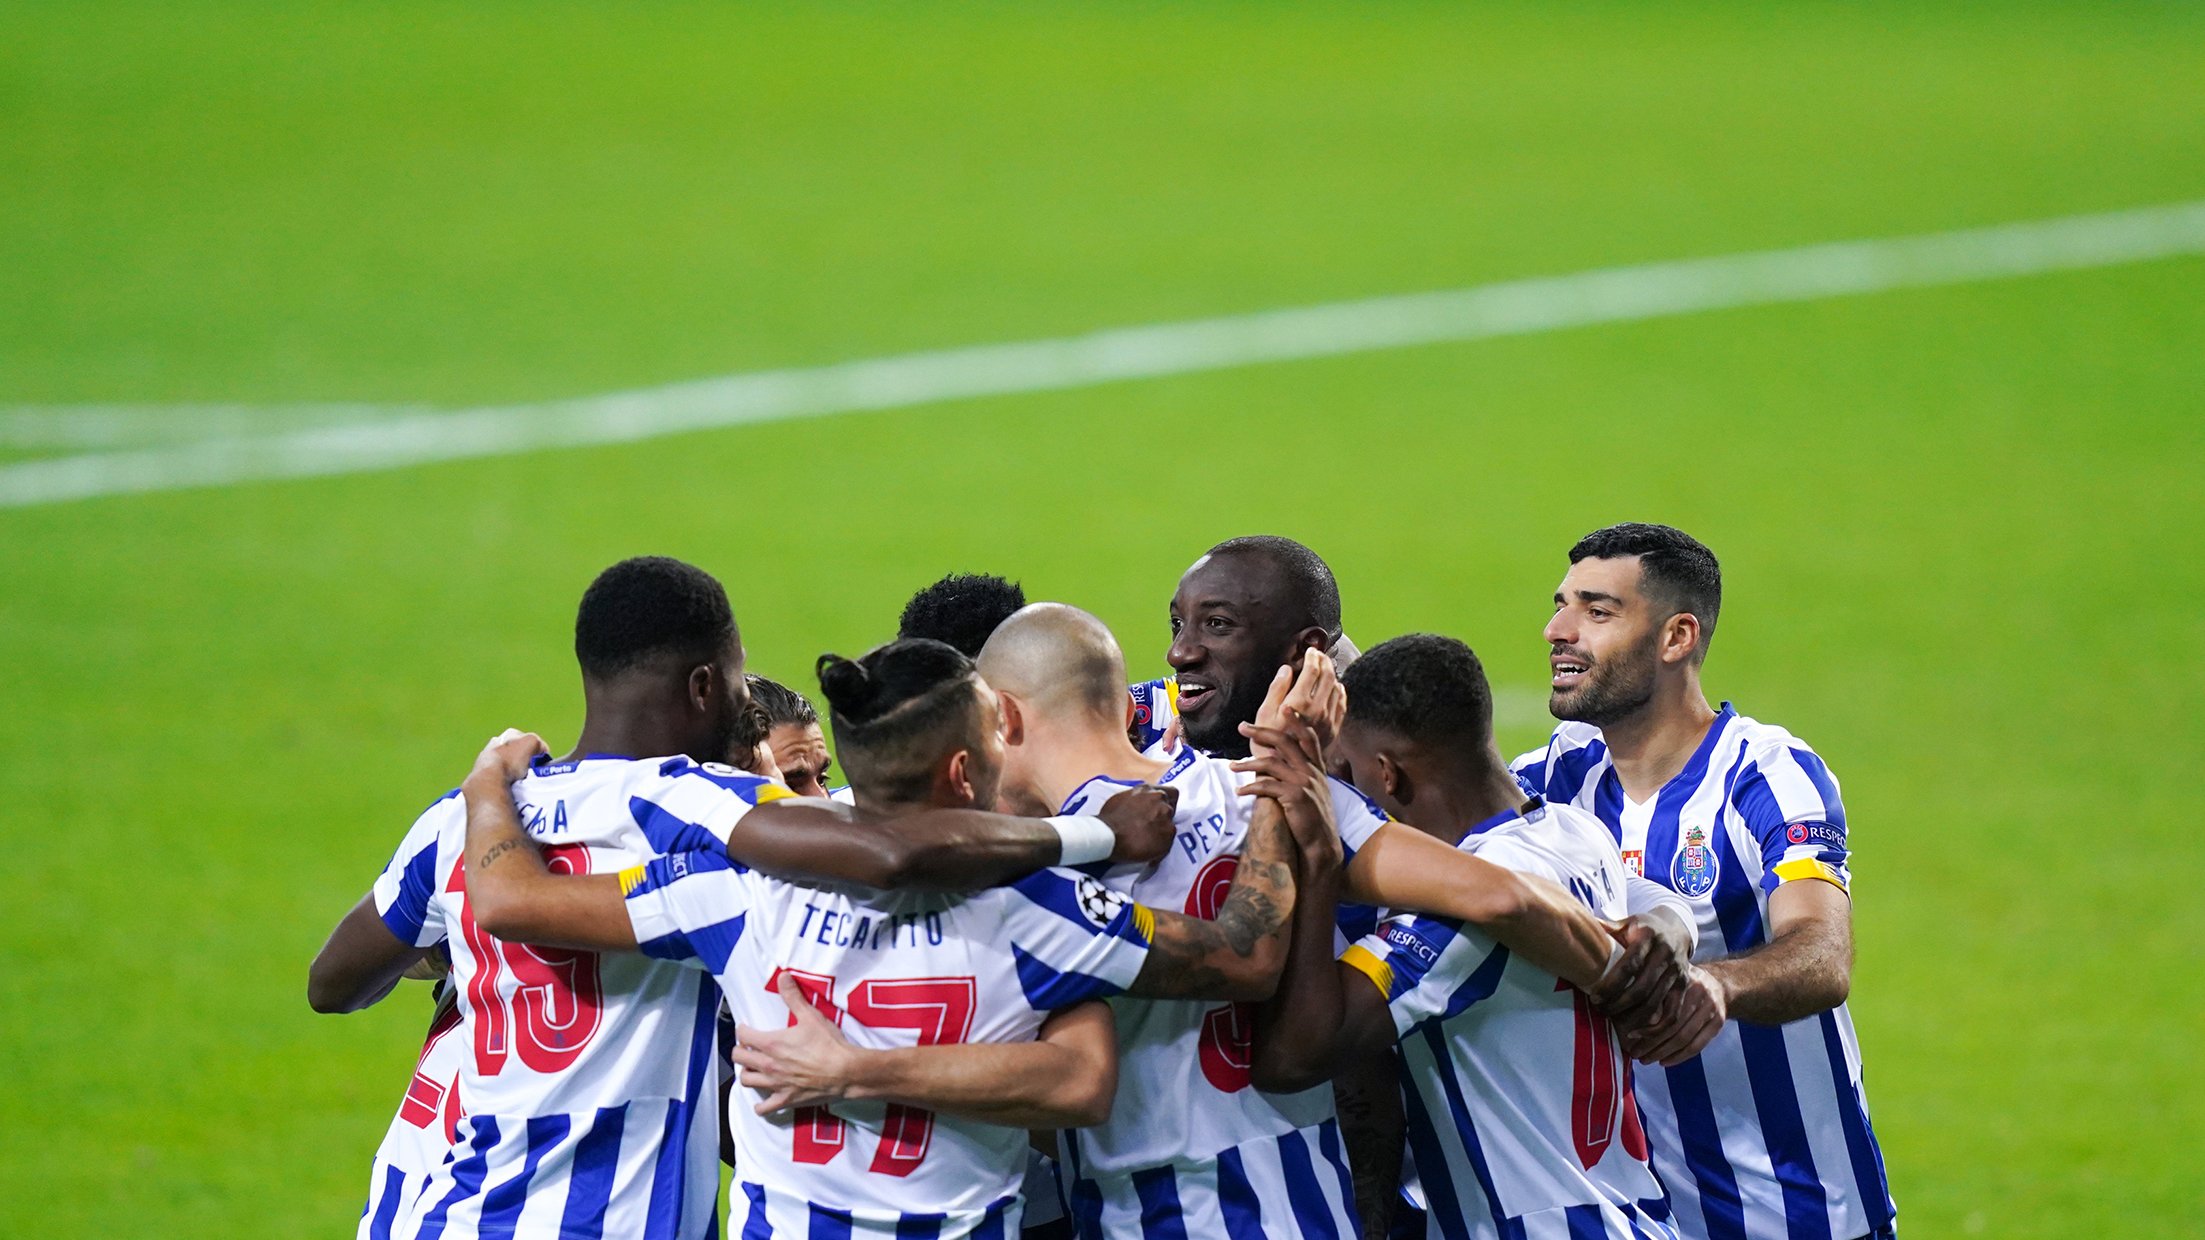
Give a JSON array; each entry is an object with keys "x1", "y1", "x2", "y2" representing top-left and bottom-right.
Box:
[{"x1": 3, "y1": 2, "x2": 2201, "y2": 1235}]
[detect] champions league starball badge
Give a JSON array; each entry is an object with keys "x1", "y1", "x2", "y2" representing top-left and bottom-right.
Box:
[{"x1": 1671, "y1": 821, "x2": 1720, "y2": 897}]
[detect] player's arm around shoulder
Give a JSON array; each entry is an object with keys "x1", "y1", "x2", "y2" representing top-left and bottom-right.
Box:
[
  {"x1": 458, "y1": 731, "x2": 637, "y2": 952},
  {"x1": 1341, "y1": 820, "x2": 1620, "y2": 991},
  {"x1": 723, "y1": 785, "x2": 1180, "y2": 891}
]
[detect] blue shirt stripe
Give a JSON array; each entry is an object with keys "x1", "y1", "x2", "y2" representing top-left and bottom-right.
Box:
[
  {"x1": 1276, "y1": 1126, "x2": 1343, "y2": 1240},
  {"x1": 1659, "y1": 1058, "x2": 1748, "y2": 1240},
  {"x1": 1131, "y1": 1165, "x2": 1189, "y2": 1240},
  {"x1": 1736, "y1": 1022, "x2": 1833, "y2": 1240},
  {"x1": 476, "y1": 1113, "x2": 571, "y2": 1232},
  {"x1": 559, "y1": 1104, "x2": 629, "y2": 1239},
  {"x1": 416, "y1": 1115, "x2": 500, "y2": 1240},
  {"x1": 1215, "y1": 1144, "x2": 1267, "y2": 1240},
  {"x1": 1817, "y1": 1012, "x2": 1897, "y2": 1232},
  {"x1": 366, "y1": 1163, "x2": 407, "y2": 1240}
]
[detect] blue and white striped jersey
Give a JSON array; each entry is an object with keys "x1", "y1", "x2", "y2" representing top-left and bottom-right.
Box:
[
  {"x1": 358, "y1": 984, "x2": 465, "y2": 1240},
  {"x1": 1343, "y1": 800, "x2": 1677, "y2": 1240},
  {"x1": 621, "y1": 850, "x2": 1156, "y2": 1238},
  {"x1": 1127, "y1": 678, "x2": 1180, "y2": 756},
  {"x1": 1056, "y1": 747, "x2": 1392, "y2": 1239},
  {"x1": 370, "y1": 754, "x2": 789, "y2": 1240},
  {"x1": 1512, "y1": 706, "x2": 1897, "y2": 1240}
]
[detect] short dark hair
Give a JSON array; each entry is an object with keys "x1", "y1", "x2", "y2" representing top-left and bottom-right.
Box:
[
  {"x1": 745, "y1": 673, "x2": 820, "y2": 730},
  {"x1": 1208, "y1": 535, "x2": 1341, "y2": 632},
  {"x1": 1568, "y1": 523, "x2": 1722, "y2": 654},
  {"x1": 816, "y1": 639, "x2": 985, "y2": 803},
  {"x1": 898, "y1": 573, "x2": 1028, "y2": 659},
  {"x1": 1342, "y1": 634, "x2": 1492, "y2": 747},
  {"x1": 573, "y1": 556, "x2": 737, "y2": 679}
]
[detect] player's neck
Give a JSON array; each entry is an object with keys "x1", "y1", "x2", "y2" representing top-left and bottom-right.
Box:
[
  {"x1": 569, "y1": 692, "x2": 709, "y2": 766},
  {"x1": 1026, "y1": 722, "x2": 1170, "y2": 812},
  {"x1": 1409, "y1": 752, "x2": 1529, "y2": 846},
  {"x1": 1596, "y1": 679, "x2": 1718, "y2": 801}
]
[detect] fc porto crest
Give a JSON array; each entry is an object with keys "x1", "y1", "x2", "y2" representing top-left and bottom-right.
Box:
[{"x1": 1670, "y1": 821, "x2": 1719, "y2": 897}]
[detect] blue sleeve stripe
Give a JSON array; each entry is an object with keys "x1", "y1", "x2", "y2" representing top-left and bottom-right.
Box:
[
  {"x1": 1006, "y1": 869, "x2": 1140, "y2": 943},
  {"x1": 1788, "y1": 747, "x2": 1846, "y2": 827},
  {"x1": 678, "y1": 912, "x2": 746, "y2": 973},
  {"x1": 1377, "y1": 915, "x2": 1461, "y2": 1002},
  {"x1": 1011, "y1": 943, "x2": 1124, "y2": 1009},
  {"x1": 625, "y1": 849, "x2": 741, "y2": 899},
  {"x1": 629, "y1": 795, "x2": 724, "y2": 856},
  {"x1": 381, "y1": 835, "x2": 442, "y2": 942},
  {"x1": 1546, "y1": 740, "x2": 1608, "y2": 805},
  {"x1": 1437, "y1": 943, "x2": 1512, "y2": 1021}
]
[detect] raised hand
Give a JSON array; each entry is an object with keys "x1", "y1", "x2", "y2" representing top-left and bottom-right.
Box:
[
  {"x1": 1098, "y1": 784, "x2": 1182, "y2": 864},
  {"x1": 731, "y1": 972, "x2": 861, "y2": 1114},
  {"x1": 1278, "y1": 648, "x2": 1345, "y2": 749},
  {"x1": 1233, "y1": 712, "x2": 1342, "y2": 874},
  {"x1": 471, "y1": 728, "x2": 548, "y2": 784}
]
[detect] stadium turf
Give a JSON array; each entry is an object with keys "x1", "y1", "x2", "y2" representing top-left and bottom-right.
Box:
[{"x1": 3, "y1": 2, "x2": 2201, "y2": 1235}]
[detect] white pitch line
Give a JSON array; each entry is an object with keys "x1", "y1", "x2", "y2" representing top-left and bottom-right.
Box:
[{"x1": 5, "y1": 199, "x2": 2204, "y2": 510}]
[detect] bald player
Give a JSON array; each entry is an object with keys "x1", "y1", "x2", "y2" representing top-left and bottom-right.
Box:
[{"x1": 737, "y1": 604, "x2": 1647, "y2": 1239}]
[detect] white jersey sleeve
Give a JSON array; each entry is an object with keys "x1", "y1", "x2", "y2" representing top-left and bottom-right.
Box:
[
  {"x1": 1733, "y1": 738, "x2": 1852, "y2": 895},
  {"x1": 1325, "y1": 774, "x2": 1394, "y2": 858},
  {"x1": 372, "y1": 791, "x2": 458, "y2": 948},
  {"x1": 1346, "y1": 834, "x2": 1565, "y2": 1035},
  {"x1": 998, "y1": 866, "x2": 1154, "y2": 1008},
  {"x1": 622, "y1": 850, "x2": 761, "y2": 972}
]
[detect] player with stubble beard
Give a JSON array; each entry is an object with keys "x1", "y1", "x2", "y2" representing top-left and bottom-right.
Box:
[{"x1": 1513, "y1": 523, "x2": 1895, "y2": 1240}]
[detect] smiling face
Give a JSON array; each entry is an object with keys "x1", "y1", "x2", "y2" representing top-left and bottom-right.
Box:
[
  {"x1": 1166, "y1": 552, "x2": 1322, "y2": 756},
  {"x1": 766, "y1": 721, "x2": 834, "y2": 799},
  {"x1": 1543, "y1": 556, "x2": 1667, "y2": 726}
]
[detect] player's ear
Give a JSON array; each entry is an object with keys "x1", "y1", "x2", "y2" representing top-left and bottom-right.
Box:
[
  {"x1": 1660, "y1": 613, "x2": 1702, "y2": 666},
  {"x1": 1292, "y1": 626, "x2": 1330, "y2": 658},
  {"x1": 687, "y1": 662, "x2": 715, "y2": 712},
  {"x1": 1377, "y1": 751, "x2": 1409, "y2": 804},
  {"x1": 940, "y1": 748, "x2": 977, "y2": 807},
  {"x1": 999, "y1": 693, "x2": 1026, "y2": 747}
]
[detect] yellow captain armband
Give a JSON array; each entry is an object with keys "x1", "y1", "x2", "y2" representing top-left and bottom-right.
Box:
[
  {"x1": 1773, "y1": 857, "x2": 1848, "y2": 894},
  {"x1": 752, "y1": 782, "x2": 796, "y2": 804},
  {"x1": 1341, "y1": 943, "x2": 1394, "y2": 997},
  {"x1": 618, "y1": 864, "x2": 650, "y2": 895},
  {"x1": 1130, "y1": 903, "x2": 1157, "y2": 946}
]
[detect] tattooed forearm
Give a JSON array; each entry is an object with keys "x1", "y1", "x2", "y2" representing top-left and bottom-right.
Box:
[
  {"x1": 475, "y1": 838, "x2": 525, "y2": 871},
  {"x1": 1130, "y1": 799, "x2": 1301, "y2": 1001}
]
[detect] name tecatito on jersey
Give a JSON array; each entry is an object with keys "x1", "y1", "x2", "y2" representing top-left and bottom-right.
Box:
[
  {"x1": 1512, "y1": 705, "x2": 1896, "y2": 1240},
  {"x1": 1343, "y1": 799, "x2": 1677, "y2": 1240},
  {"x1": 359, "y1": 983, "x2": 466, "y2": 1240},
  {"x1": 370, "y1": 755, "x2": 791, "y2": 1240},
  {"x1": 622, "y1": 850, "x2": 1156, "y2": 1239},
  {"x1": 1054, "y1": 746, "x2": 1393, "y2": 1240}
]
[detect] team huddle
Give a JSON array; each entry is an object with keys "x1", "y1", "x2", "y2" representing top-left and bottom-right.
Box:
[{"x1": 310, "y1": 525, "x2": 1896, "y2": 1240}]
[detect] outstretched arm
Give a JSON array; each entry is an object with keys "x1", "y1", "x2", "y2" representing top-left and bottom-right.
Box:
[
  {"x1": 307, "y1": 894, "x2": 431, "y2": 1014},
  {"x1": 725, "y1": 785, "x2": 1180, "y2": 891},
  {"x1": 1343, "y1": 824, "x2": 1618, "y2": 989},
  {"x1": 735, "y1": 976, "x2": 1119, "y2": 1129}
]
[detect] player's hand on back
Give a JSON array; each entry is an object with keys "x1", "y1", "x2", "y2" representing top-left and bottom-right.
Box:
[
  {"x1": 1098, "y1": 785, "x2": 1181, "y2": 864},
  {"x1": 470, "y1": 728, "x2": 548, "y2": 784},
  {"x1": 1233, "y1": 711, "x2": 1342, "y2": 874},
  {"x1": 731, "y1": 972, "x2": 862, "y2": 1114}
]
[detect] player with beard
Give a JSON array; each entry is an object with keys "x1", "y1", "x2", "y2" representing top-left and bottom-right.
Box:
[
  {"x1": 1512, "y1": 524, "x2": 1895, "y2": 1240},
  {"x1": 732, "y1": 605, "x2": 1656, "y2": 1240}
]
